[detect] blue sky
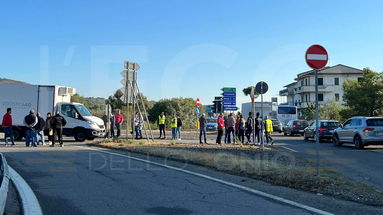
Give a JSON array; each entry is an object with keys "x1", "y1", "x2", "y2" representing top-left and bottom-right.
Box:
[{"x1": 1, "y1": 0, "x2": 383, "y2": 108}]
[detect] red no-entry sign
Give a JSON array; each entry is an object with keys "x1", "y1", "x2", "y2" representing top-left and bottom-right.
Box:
[
  {"x1": 305, "y1": 45, "x2": 328, "y2": 70},
  {"x1": 196, "y1": 98, "x2": 200, "y2": 106}
]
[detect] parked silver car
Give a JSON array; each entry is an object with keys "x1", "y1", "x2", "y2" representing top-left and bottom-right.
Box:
[{"x1": 332, "y1": 117, "x2": 383, "y2": 149}]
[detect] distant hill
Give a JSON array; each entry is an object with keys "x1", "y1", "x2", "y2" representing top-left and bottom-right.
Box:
[
  {"x1": 86, "y1": 97, "x2": 106, "y2": 105},
  {"x1": 0, "y1": 78, "x2": 29, "y2": 85}
]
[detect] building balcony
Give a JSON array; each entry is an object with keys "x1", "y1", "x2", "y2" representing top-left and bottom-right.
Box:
[
  {"x1": 296, "y1": 85, "x2": 337, "y2": 94},
  {"x1": 279, "y1": 88, "x2": 294, "y2": 96}
]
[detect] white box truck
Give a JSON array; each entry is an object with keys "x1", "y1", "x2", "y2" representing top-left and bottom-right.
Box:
[{"x1": 0, "y1": 84, "x2": 105, "y2": 142}]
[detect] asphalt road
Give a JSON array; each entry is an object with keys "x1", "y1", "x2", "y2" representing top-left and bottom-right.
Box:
[
  {"x1": 1, "y1": 142, "x2": 313, "y2": 215},
  {"x1": 271, "y1": 134, "x2": 383, "y2": 192},
  {"x1": 135, "y1": 130, "x2": 383, "y2": 192}
]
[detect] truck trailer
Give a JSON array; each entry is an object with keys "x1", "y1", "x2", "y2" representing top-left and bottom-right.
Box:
[{"x1": 0, "y1": 84, "x2": 105, "y2": 142}]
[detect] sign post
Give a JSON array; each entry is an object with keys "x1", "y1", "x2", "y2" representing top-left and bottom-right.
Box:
[
  {"x1": 250, "y1": 87, "x2": 256, "y2": 144},
  {"x1": 305, "y1": 44, "x2": 328, "y2": 177},
  {"x1": 255, "y1": 81, "x2": 268, "y2": 148}
]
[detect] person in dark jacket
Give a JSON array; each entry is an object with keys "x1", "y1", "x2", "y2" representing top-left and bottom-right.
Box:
[
  {"x1": 110, "y1": 113, "x2": 115, "y2": 138},
  {"x1": 238, "y1": 114, "x2": 246, "y2": 143},
  {"x1": 35, "y1": 112, "x2": 46, "y2": 145},
  {"x1": 24, "y1": 109, "x2": 38, "y2": 147},
  {"x1": 176, "y1": 116, "x2": 182, "y2": 140},
  {"x1": 254, "y1": 112, "x2": 261, "y2": 144},
  {"x1": 245, "y1": 112, "x2": 253, "y2": 144},
  {"x1": 199, "y1": 114, "x2": 207, "y2": 144},
  {"x1": 45, "y1": 113, "x2": 53, "y2": 145},
  {"x1": 51, "y1": 112, "x2": 67, "y2": 147}
]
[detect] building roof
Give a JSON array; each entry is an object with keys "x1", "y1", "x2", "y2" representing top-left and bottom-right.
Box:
[
  {"x1": 296, "y1": 64, "x2": 363, "y2": 79},
  {"x1": 283, "y1": 81, "x2": 297, "y2": 88}
]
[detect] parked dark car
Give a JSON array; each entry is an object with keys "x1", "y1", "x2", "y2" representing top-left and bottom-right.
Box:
[
  {"x1": 304, "y1": 120, "x2": 340, "y2": 141},
  {"x1": 272, "y1": 119, "x2": 283, "y2": 133},
  {"x1": 283, "y1": 120, "x2": 309, "y2": 136}
]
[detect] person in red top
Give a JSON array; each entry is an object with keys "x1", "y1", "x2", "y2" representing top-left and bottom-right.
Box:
[
  {"x1": 114, "y1": 110, "x2": 124, "y2": 138},
  {"x1": 216, "y1": 113, "x2": 225, "y2": 145},
  {"x1": 2, "y1": 108, "x2": 15, "y2": 145}
]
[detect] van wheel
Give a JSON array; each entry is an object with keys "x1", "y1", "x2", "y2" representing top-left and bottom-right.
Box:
[
  {"x1": 74, "y1": 131, "x2": 87, "y2": 142},
  {"x1": 332, "y1": 134, "x2": 342, "y2": 146},
  {"x1": 87, "y1": 137, "x2": 95, "y2": 141},
  {"x1": 354, "y1": 135, "x2": 364, "y2": 149}
]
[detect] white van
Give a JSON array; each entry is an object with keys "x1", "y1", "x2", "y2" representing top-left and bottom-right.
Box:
[{"x1": 0, "y1": 84, "x2": 105, "y2": 141}]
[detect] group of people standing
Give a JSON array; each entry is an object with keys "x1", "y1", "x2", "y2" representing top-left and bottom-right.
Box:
[
  {"x1": 214, "y1": 112, "x2": 274, "y2": 145},
  {"x1": 1, "y1": 108, "x2": 67, "y2": 147},
  {"x1": 103, "y1": 109, "x2": 125, "y2": 138},
  {"x1": 157, "y1": 112, "x2": 182, "y2": 140}
]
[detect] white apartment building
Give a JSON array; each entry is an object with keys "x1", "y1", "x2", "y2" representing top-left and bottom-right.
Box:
[{"x1": 279, "y1": 64, "x2": 363, "y2": 113}]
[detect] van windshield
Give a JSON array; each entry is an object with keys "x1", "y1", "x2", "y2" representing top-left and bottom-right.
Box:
[
  {"x1": 74, "y1": 104, "x2": 92, "y2": 116},
  {"x1": 367, "y1": 119, "x2": 383, "y2": 126}
]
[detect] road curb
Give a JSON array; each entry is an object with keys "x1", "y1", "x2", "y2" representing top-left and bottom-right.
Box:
[
  {"x1": 8, "y1": 166, "x2": 42, "y2": 215},
  {"x1": 0, "y1": 153, "x2": 10, "y2": 214}
]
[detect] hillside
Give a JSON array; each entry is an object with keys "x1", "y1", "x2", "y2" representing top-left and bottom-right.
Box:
[{"x1": 0, "y1": 78, "x2": 29, "y2": 85}]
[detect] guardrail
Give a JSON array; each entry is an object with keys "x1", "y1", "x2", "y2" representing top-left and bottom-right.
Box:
[{"x1": 0, "y1": 152, "x2": 10, "y2": 214}]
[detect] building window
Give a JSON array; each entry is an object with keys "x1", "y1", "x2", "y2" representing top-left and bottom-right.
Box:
[
  {"x1": 305, "y1": 94, "x2": 308, "y2": 102},
  {"x1": 318, "y1": 78, "x2": 323, "y2": 86},
  {"x1": 301, "y1": 80, "x2": 304, "y2": 86},
  {"x1": 335, "y1": 93, "x2": 339, "y2": 101},
  {"x1": 334, "y1": 77, "x2": 339, "y2": 85},
  {"x1": 318, "y1": 94, "x2": 324, "y2": 101},
  {"x1": 305, "y1": 79, "x2": 308, "y2": 86}
]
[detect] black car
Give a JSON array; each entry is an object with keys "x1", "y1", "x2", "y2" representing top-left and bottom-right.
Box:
[
  {"x1": 272, "y1": 120, "x2": 283, "y2": 133},
  {"x1": 283, "y1": 120, "x2": 309, "y2": 136},
  {"x1": 304, "y1": 120, "x2": 340, "y2": 141}
]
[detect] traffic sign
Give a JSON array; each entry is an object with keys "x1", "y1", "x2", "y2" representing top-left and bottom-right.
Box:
[
  {"x1": 120, "y1": 70, "x2": 135, "y2": 81},
  {"x1": 222, "y1": 92, "x2": 236, "y2": 96},
  {"x1": 223, "y1": 102, "x2": 236, "y2": 105},
  {"x1": 223, "y1": 97, "x2": 236, "y2": 101},
  {"x1": 224, "y1": 107, "x2": 238, "y2": 111},
  {"x1": 221, "y1": 87, "x2": 236, "y2": 92},
  {"x1": 124, "y1": 61, "x2": 140, "y2": 71},
  {"x1": 255, "y1": 81, "x2": 268, "y2": 95},
  {"x1": 196, "y1": 98, "x2": 200, "y2": 106},
  {"x1": 196, "y1": 106, "x2": 200, "y2": 115},
  {"x1": 305, "y1": 45, "x2": 328, "y2": 70}
]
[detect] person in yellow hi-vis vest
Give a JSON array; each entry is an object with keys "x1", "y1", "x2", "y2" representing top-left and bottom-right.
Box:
[
  {"x1": 158, "y1": 112, "x2": 166, "y2": 139},
  {"x1": 265, "y1": 116, "x2": 274, "y2": 145},
  {"x1": 171, "y1": 114, "x2": 178, "y2": 140}
]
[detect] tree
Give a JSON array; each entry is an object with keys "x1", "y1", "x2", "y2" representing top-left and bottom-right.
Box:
[
  {"x1": 105, "y1": 90, "x2": 126, "y2": 111},
  {"x1": 148, "y1": 98, "x2": 200, "y2": 129},
  {"x1": 343, "y1": 68, "x2": 383, "y2": 116},
  {"x1": 242, "y1": 86, "x2": 259, "y2": 99},
  {"x1": 300, "y1": 102, "x2": 315, "y2": 121},
  {"x1": 319, "y1": 100, "x2": 343, "y2": 121}
]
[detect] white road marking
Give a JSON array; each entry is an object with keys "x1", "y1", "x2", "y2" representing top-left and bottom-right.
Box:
[
  {"x1": 280, "y1": 146, "x2": 299, "y2": 152},
  {"x1": 8, "y1": 166, "x2": 42, "y2": 215},
  {"x1": 77, "y1": 146, "x2": 332, "y2": 215},
  {"x1": 306, "y1": 54, "x2": 327, "y2": 60}
]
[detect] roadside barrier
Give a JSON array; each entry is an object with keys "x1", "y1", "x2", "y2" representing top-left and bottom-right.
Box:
[{"x1": 0, "y1": 153, "x2": 10, "y2": 214}]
